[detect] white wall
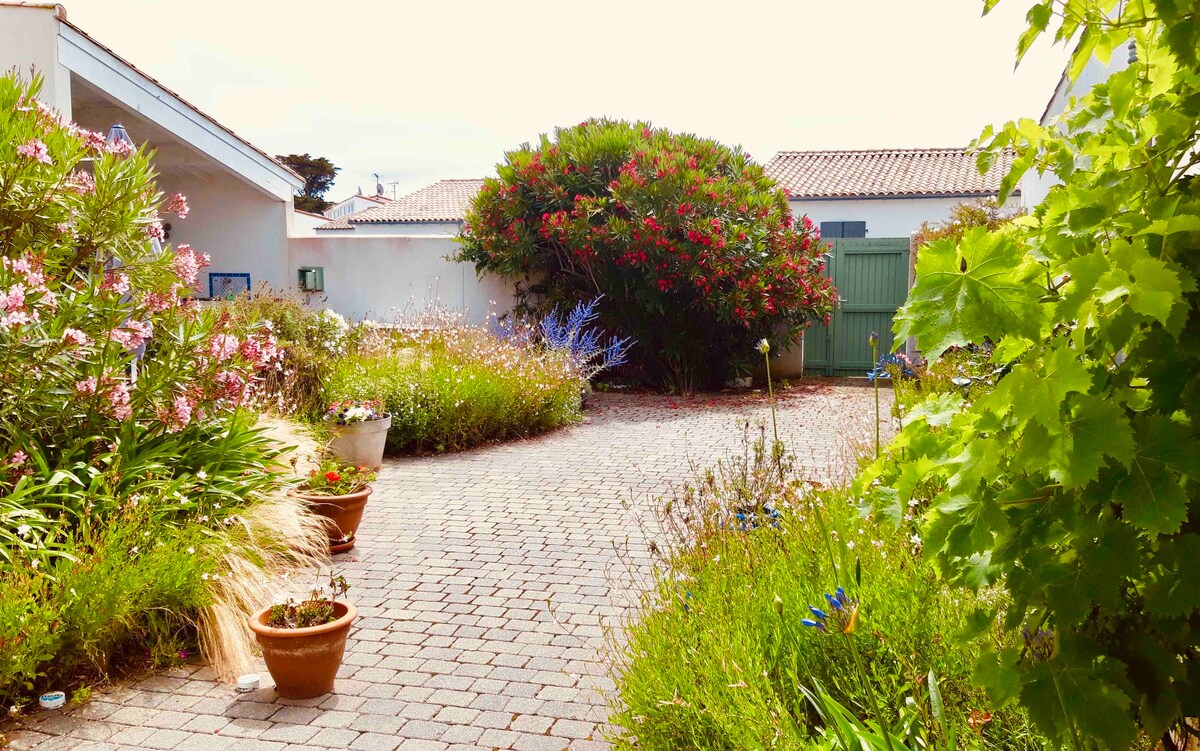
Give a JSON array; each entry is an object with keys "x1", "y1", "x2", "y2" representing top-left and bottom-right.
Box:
[
  {"x1": 324, "y1": 195, "x2": 384, "y2": 219},
  {"x1": 333, "y1": 222, "x2": 463, "y2": 237},
  {"x1": 0, "y1": 5, "x2": 73, "y2": 115},
  {"x1": 1023, "y1": 46, "x2": 1132, "y2": 207},
  {"x1": 288, "y1": 235, "x2": 514, "y2": 323},
  {"x1": 159, "y1": 170, "x2": 291, "y2": 295},
  {"x1": 291, "y1": 211, "x2": 327, "y2": 236},
  {"x1": 789, "y1": 196, "x2": 977, "y2": 238}
]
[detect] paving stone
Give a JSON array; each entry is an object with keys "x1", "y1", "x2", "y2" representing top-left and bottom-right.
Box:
[{"x1": 0, "y1": 388, "x2": 883, "y2": 751}]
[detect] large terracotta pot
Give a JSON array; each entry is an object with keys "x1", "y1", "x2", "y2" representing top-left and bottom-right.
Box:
[
  {"x1": 329, "y1": 415, "x2": 391, "y2": 470},
  {"x1": 248, "y1": 600, "x2": 356, "y2": 699},
  {"x1": 293, "y1": 486, "x2": 372, "y2": 553}
]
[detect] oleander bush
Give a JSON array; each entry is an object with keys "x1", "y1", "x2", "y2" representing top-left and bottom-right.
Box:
[
  {"x1": 327, "y1": 305, "x2": 582, "y2": 453},
  {"x1": 456, "y1": 118, "x2": 836, "y2": 391},
  {"x1": 608, "y1": 429, "x2": 1040, "y2": 750},
  {"x1": 0, "y1": 73, "x2": 323, "y2": 705}
]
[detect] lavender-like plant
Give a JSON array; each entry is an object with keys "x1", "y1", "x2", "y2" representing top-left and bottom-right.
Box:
[{"x1": 539, "y1": 297, "x2": 633, "y2": 381}]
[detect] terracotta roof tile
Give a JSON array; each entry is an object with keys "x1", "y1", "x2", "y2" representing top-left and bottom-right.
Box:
[
  {"x1": 340, "y1": 179, "x2": 484, "y2": 225},
  {"x1": 764, "y1": 148, "x2": 1015, "y2": 199}
]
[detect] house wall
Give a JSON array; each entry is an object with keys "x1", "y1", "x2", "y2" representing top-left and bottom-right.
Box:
[
  {"x1": 158, "y1": 171, "x2": 291, "y2": 295},
  {"x1": 324, "y1": 195, "x2": 385, "y2": 219},
  {"x1": 788, "y1": 196, "x2": 979, "y2": 238},
  {"x1": 333, "y1": 222, "x2": 463, "y2": 237},
  {"x1": 1023, "y1": 46, "x2": 1132, "y2": 207},
  {"x1": 0, "y1": 5, "x2": 73, "y2": 115},
  {"x1": 288, "y1": 235, "x2": 513, "y2": 323}
]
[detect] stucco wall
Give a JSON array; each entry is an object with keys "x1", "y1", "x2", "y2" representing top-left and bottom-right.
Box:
[
  {"x1": 788, "y1": 196, "x2": 984, "y2": 238},
  {"x1": 0, "y1": 5, "x2": 73, "y2": 115},
  {"x1": 331, "y1": 222, "x2": 463, "y2": 237},
  {"x1": 288, "y1": 235, "x2": 514, "y2": 324},
  {"x1": 1022, "y1": 47, "x2": 1132, "y2": 207},
  {"x1": 158, "y1": 170, "x2": 291, "y2": 295}
]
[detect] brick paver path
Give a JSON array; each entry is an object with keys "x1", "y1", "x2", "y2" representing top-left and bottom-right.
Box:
[{"x1": 5, "y1": 383, "x2": 888, "y2": 751}]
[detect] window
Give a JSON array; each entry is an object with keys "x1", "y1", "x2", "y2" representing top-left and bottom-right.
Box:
[{"x1": 819, "y1": 221, "x2": 867, "y2": 238}]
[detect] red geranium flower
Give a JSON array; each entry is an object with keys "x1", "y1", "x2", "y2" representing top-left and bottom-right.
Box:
[{"x1": 324, "y1": 471, "x2": 342, "y2": 483}]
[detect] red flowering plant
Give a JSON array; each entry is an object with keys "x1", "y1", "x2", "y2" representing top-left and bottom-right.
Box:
[
  {"x1": 296, "y1": 458, "x2": 375, "y2": 497},
  {"x1": 0, "y1": 73, "x2": 284, "y2": 561},
  {"x1": 456, "y1": 119, "x2": 836, "y2": 390}
]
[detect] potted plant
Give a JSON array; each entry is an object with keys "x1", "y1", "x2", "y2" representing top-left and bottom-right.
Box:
[
  {"x1": 293, "y1": 459, "x2": 376, "y2": 553},
  {"x1": 248, "y1": 573, "x2": 356, "y2": 699},
  {"x1": 326, "y1": 399, "x2": 390, "y2": 470}
]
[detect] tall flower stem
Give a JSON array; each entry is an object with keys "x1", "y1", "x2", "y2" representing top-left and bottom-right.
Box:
[
  {"x1": 870, "y1": 333, "x2": 880, "y2": 459},
  {"x1": 764, "y1": 350, "x2": 779, "y2": 448},
  {"x1": 848, "y1": 636, "x2": 897, "y2": 751}
]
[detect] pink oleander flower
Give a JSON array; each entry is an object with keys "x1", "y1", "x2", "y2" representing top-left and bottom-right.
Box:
[
  {"x1": 107, "y1": 138, "x2": 134, "y2": 158},
  {"x1": 3, "y1": 256, "x2": 31, "y2": 275},
  {"x1": 163, "y1": 193, "x2": 189, "y2": 219},
  {"x1": 145, "y1": 221, "x2": 165, "y2": 241},
  {"x1": 110, "y1": 319, "x2": 152, "y2": 350},
  {"x1": 76, "y1": 376, "x2": 98, "y2": 395},
  {"x1": 8, "y1": 450, "x2": 27, "y2": 467},
  {"x1": 141, "y1": 289, "x2": 175, "y2": 313},
  {"x1": 208, "y1": 333, "x2": 239, "y2": 360},
  {"x1": 171, "y1": 244, "x2": 210, "y2": 286},
  {"x1": 16, "y1": 139, "x2": 51, "y2": 165},
  {"x1": 105, "y1": 379, "x2": 132, "y2": 420},
  {"x1": 82, "y1": 130, "x2": 107, "y2": 153},
  {"x1": 101, "y1": 272, "x2": 131, "y2": 296},
  {"x1": 56, "y1": 221, "x2": 74, "y2": 235},
  {"x1": 0, "y1": 284, "x2": 25, "y2": 312},
  {"x1": 2, "y1": 310, "x2": 34, "y2": 329},
  {"x1": 69, "y1": 170, "x2": 96, "y2": 194},
  {"x1": 170, "y1": 394, "x2": 193, "y2": 432},
  {"x1": 213, "y1": 370, "x2": 247, "y2": 401},
  {"x1": 63, "y1": 328, "x2": 90, "y2": 346}
]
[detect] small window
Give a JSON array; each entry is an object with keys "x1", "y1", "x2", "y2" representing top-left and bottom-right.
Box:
[{"x1": 819, "y1": 221, "x2": 867, "y2": 238}]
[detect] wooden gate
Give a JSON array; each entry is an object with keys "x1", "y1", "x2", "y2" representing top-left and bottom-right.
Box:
[{"x1": 804, "y1": 237, "x2": 911, "y2": 376}]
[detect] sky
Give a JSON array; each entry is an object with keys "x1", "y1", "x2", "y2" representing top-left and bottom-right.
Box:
[{"x1": 60, "y1": 0, "x2": 1071, "y2": 202}]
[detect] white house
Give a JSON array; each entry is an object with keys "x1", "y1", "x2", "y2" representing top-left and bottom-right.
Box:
[
  {"x1": 323, "y1": 191, "x2": 392, "y2": 220},
  {"x1": 0, "y1": 2, "x2": 305, "y2": 298},
  {"x1": 316, "y1": 179, "x2": 483, "y2": 236},
  {"x1": 1021, "y1": 44, "x2": 1134, "y2": 207},
  {"x1": 764, "y1": 148, "x2": 1018, "y2": 238}
]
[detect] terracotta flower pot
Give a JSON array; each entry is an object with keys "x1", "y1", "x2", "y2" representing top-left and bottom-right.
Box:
[
  {"x1": 329, "y1": 414, "x2": 391, "y2": 470},
  {"x1": 248, "y1": 600, "x2": 356, "y2": 699},
  {"x1": 292, "y1": 486, "x2": 372, "y2": 553}
]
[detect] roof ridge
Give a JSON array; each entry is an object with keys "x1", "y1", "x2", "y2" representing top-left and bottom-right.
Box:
[{"x1": 770, "y1": 147, "x2": 981, "y2": 156}]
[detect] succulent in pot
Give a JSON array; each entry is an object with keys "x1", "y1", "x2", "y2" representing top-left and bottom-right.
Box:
[
  {"x1": 326, "y1": 399, "x2": 391, "y2": 470},
  {"x1": 248, "y1": 572, "x2": 355, "y2": 699},
  {"x1": 293, "y1": 459, "x2": 376, "y2": 553}
]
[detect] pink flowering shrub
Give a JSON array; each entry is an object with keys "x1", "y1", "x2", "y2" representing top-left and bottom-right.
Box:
[
  {"x1": 0, "y1": 74, "x2": 305, "y2": 702},
  {"x1": 457, "y1": 119, "x2": 836, "y2": 391}
]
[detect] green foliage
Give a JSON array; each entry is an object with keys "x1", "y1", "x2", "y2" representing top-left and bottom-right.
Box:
[
  {"x1": 456, "y1": 119, "x2": 835, "y2": 391},
  {"x1": 891, "y1": 347, "x2": 998, "y2": 417},
  {"x1": 608, "y1": 430, "x2": 1039, "y2": 750},
  {"x1": 327, "y1": 323, "x2": 581, "y2": 454},
  {"x1": 222, "y1": 291, "x2": 356, "y2": 420},
  {"x1": 0, "y1": 73, "x2": 304, "y2": 703},
  {"x1": 862, "y1": 4, "x2": 1200, "y2": 748},
  {"x1": 275, "y1": 153, "x2": 339, "y2": 213},
  {"x1": 265, "y1": 572, "x2": 350, "y2": 629},
  {"x1": 913, "y1": 198, "x2": 1024, "y2": 251},
  {"x1": 297, "y1": 458, "x2": 375, "y2": 496}
]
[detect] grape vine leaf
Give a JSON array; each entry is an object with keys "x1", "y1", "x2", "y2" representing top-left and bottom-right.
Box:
[
  {"x1": 896, "y1": 228, "x2": 1042, "y2": 358},
  {"x1": 1115, "y1": 415, "x2": 1193, "y2": 536},
  {"x1": 1143, "y1": 535, "x2": 1200, "y2": 618}
]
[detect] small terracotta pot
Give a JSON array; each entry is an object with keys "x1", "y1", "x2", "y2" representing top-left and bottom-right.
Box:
[
  {"x1": 248, "y1": 600, "x2": 356, "y2": 699},
  {"x1": 292, "y1": 486, "x2": 372, "y2": 553}
]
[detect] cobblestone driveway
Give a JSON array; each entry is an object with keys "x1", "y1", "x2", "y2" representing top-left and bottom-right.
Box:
[{"x1": 5, "y1": 383, "x2": 888, "y2": 751}]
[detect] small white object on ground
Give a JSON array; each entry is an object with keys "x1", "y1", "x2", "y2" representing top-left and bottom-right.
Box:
[
  {"x1": 38, "y1": 691, "x2": 66, "y2": 710},
  {"x1": 235, "y1": 674, "x2": 260, "y2": 693}
]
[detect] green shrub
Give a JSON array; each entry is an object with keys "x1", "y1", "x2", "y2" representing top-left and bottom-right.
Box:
[
  {"x1": 327, "y1": 321, "x2": 581, "y2": 453},
  {"x1": 221, "y1": 290, "x2": 358, "y2": 421},
  {"x1": 456, "y1": 118, "x2": 836, "y2": 391},
  {"x1": 891, "y1": 347, "x2": 998, "y2": 417},
  {"x1": 0, "y1": 72, "x2": 323, "y2": 704},
  {"x1": 608, "y1": 430, "x2": 1039, "y2": 750}
]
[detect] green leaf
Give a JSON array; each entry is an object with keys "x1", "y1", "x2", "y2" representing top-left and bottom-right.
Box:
[
  {"x1": 1115, "y1": 415, "x2": 1193, "y2": 536},
  {"x1": 1137, "y1": 214, "x2": 1200, "y2": 236},
  {"x1": 1128, "y1": 254, "x2": 1183, "y2": 325},
  {"x1": 1143, "y1": 534, "x2": 1200, "y2": 618},
  {"x1": 902, "y1": 392, "x2": 964, "y2": 428},
  {"x1": 973, "y1": 647, "x2": 1021, "y2": 706},
  {"x1": 895, "y1": 228, "x2": 1042, "y2": 358},
  {"x1": 1056, "y1": 395, "x2": 1134, "y2": 489},
  {"x1": 1022, "y1": 660, "x2": 1135, "y2": 750}
]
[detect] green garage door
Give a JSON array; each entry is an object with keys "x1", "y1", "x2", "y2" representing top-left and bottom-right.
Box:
[{"x1": 804, "y1": 237, "x2": 910, "y2": 376}]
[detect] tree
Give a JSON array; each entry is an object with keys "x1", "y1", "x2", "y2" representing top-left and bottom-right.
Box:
[
  {"x1": 860, "y1": 3, "x2": 1200, "y2": 749},
  {"x1": 456, "y1": 119, "x2": 836, "y2": 391},
  {"x1": 276, "y1": 153, "x2": 339, "y2": 213}
]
